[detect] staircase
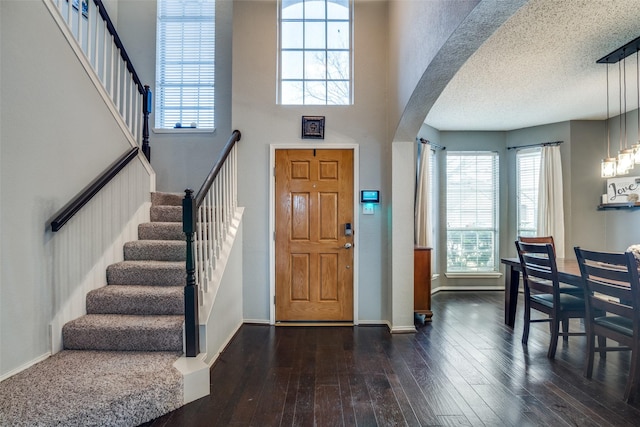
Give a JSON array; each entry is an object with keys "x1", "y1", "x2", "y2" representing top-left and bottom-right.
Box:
[
  {"x1": 0, "y1": 193, "x2": 194, "y2": 426},
  {"x1": 63, "y1": 191, "x2": 186, "y2": 352}
]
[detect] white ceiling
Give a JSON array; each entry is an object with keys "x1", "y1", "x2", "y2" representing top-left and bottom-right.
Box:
[{"x1": 425, "y1": 0, "x2": 640, "y2": 132}]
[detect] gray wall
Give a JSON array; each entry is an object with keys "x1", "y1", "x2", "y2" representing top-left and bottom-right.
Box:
[
  {"x1": 0, "y1": 1, "x2": 134, "y2": 375},
  {"x1": 504, "y1": 121, "x2": 571, "y2": 257},
  {"x1": 572, "y1": 115, "x2": 640, "y2": 252},
  {"x1": 387, "y1": 0, "x2": 479, "y2": 138},
  {"x1": 232, "y1": 0, "x2": 390, "y2": 323},
  {"x1": 115, "y1": 0, "x2": 234, "y2": 193},
  {"x1": 419, "y1": 117, "x2": 639, "y2": 293}
]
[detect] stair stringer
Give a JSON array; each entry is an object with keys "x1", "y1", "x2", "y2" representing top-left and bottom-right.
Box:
[{"x1": 174, "y1": 207, "x2": 244, "y2": 404}]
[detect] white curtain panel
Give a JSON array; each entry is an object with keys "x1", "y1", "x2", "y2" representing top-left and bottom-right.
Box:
[
  {"x1": 415, "y1": 144, "x2": 432, "y2": 247},
  {"x1": 537, "y1": 145, "x2": 565, "y2": 258}
]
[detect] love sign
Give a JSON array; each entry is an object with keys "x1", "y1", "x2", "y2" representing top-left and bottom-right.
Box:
[{"x1": 606, "y1": 176, "x2": 640, "y2": 203}]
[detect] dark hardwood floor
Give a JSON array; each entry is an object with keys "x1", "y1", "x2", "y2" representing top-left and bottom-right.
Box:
[{"x1": 142, "y1": 291, "x2": 640, "y2": 426}]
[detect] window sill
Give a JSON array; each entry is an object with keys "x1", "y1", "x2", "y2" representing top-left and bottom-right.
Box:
[
  {"x1": 444, "y1": 272, "x2": 502, "y2": 279},
  {"x1": 153, "y1": 127, "x2": 215, "y2": 134}
]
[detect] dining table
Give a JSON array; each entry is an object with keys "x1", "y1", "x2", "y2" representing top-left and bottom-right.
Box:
[{"x1": 500, "y1": 257, "x2": 583, "y2": 327}]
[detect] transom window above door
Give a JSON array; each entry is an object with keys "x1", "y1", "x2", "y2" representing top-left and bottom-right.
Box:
[{"x1": 279, "y1": 0, "x2": 352, "y2": 105}]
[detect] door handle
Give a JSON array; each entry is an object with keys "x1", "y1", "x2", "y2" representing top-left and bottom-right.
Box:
[{"x1": 344, "y1": 243, "x2": 352, "y2": 249}]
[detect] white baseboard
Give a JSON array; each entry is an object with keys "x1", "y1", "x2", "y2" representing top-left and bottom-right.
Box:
[
  {"x1": 431, "y1": 285, "x2": 504, "y2": 294},
  {"x1": 243, "y1": 319, "x2": 270, "y2": 325},
  {"x1": 206, "y1": 320, "x2": 244, "y2": 369},
  {"x1": 357, "y1": 320, "x2": 389, "y2": 327},
  {"x1": 390, "y1": 325, "x2": 417, "y2": 334},
  {"x1": 0, "y1": 352, "x2": 51, "y2": 382}
]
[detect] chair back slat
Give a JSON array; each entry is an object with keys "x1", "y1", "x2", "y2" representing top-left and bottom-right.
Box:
[
  {"x1": 586, "y1": 278, "x2": 633, "y2": 301},
  {"x1": 518, "y1": 235, "x2": 555, "y2": 245},
  {"x1": 575, "y1": 247, "x2": 640, "y2": 326},
  {"x1": 583, "y1": 262, "x2": 633, "y2": 284},
  {"x1": 519, "y1": 235, "x2": 556, "y2": 255},
  {"x1": 587, "y1": 291, "x2": 634, "y2": 318}
]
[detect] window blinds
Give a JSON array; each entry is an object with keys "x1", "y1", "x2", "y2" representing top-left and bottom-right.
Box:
[
  {"x1": 156, "y1": 0, "x2": 215, "y2": 129},
  {"x1": 516, "y1": 148, "x2": 541, "y2": 237},
  {"x1": 446, "y1": 151, "x2": 499, "y2": 272}
]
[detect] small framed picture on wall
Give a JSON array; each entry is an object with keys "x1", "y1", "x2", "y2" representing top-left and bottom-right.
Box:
[{"x1": 301, "y1": 116, "x2": 325, "y2": 139}]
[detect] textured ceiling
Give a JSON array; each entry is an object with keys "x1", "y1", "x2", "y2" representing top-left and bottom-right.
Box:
[{"x1": 425, "y1": 0, "x2": 640, "y2": 131}]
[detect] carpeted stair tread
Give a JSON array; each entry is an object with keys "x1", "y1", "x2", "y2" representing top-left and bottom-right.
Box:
[
  {"x1": 124, "y1": 240, "x2": 186, "y2": 261},
  {"x1": 87, "y1": 285, "x2": 184, "y2": 315},
  {"x1": 151, "y1": 205, "x2": 182, "y2": 223},
  {"x1": 151, "y1": 192, "x2": 183, "y2": 207},
  {"x1": 0, "y1": 350, "x2": 182, "y2": 426},
  {"x1": 62, "y1": 314, "x2": 183, "y2": 351},
  {"x1": 138, "y1": 222, "x2": 184, "y2": 240},
  {"x1": 107, "y1": 261, "x2": 185, "y2": 286}
]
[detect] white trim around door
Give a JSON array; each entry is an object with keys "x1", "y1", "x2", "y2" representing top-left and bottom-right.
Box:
[{"x1": 269, "y1": 143, "x2": 360, "y2": 325}]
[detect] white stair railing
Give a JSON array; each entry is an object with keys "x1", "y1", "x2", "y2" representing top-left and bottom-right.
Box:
[
  {"x1": 45, "y1": 0, "x2": 151, "y2": 159},
  {"x1": 183, "y1": 130, "x2": 241, "y2": 357}
]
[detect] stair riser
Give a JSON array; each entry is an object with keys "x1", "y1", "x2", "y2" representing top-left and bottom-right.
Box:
[
  {"x1": 138, "y1": 223, "x2": 184, "y2": 241},
  {"x1": 63, "y1": 328, "x2": 182, "y2": 352},
  {"x1": 87, "y1": 294, "x2": 184, "y2": 315},
  {"x1": 124, "y1": 242, "x2": 186, "y2": 262},
  {"x1": 107, "y1": 265, "x2": 185, "y2": 287},
  {"x1": 151, "y1": 192, "x2": 183, "y2": 207},
  {"x1": 150, "y1": 206, "x2": 182, "y2": 223}
]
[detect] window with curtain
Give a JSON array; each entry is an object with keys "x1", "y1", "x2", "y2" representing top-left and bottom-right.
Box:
[
  {"x1": 155, "y1": 0, "x2": 215, "y2": 129},
  {"x1": 446, "y1": 151, "x2": 499, "y2": 273},
  {"x1": 415, "y1": 145, "x2": 437, "y2": 273},
  {"x1": 516, "y1": 148, "x2": 541, "y2": 237},
  {"x1": 279, "y1": 0, "x2": 352, "y2": 105},
  {"x1": 428, "y1": 148, "x2": 437, "y2": 274}
]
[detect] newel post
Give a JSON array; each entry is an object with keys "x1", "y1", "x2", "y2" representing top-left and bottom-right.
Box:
[
  {"x1": 142, "y1": 85, "x2": 152, "y2": 162},
  {"x1": 183, "y1": 189, "x2": 199, "y2": 357}
]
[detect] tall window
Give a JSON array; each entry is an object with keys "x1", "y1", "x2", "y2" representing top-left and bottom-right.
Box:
[
  {"x1": 446, "y1": 152, "x2": 499, "y2": 273},
  {"x1": 155, "y1": 0, "x2": 215, "y2": 129},
  {"x1": 516, "y1": 148, "x2": 541, "y2": 237},
  {"x1": 279, "y1": 0, "x2": 352, "y2": 105}
]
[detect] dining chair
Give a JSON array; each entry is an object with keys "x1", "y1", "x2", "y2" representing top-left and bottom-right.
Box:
[
  {"x1": 518, "y1": 235, "x2": 582, "y2": 340},
  {"x1": 574, "y1": 246, "x2": 640, "y2": 403},
  {"x1": 516, "y1": 241, "x2": 588, "y2": 358}
]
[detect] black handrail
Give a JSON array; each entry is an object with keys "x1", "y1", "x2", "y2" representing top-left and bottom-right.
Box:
[
  {"x1": 92, "y1": 0, "x2": 151, "y2": 161},
  {"x1": 182, "y1": 130, "x2": 241, "y2": 357},
  {"x1": 50, "y1": 147, "x2": 139, "y2": 232},
  {"x1": 195, "y1": 130, "x2": 242, "y2": 206},
  {"x1": 93, "y1": 0, "x2": 144, "y2": 95}
]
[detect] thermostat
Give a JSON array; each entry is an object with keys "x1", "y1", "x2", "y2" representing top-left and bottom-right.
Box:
[{"x1": 360, "y1": 190, "x2": 380, "y2": 203}]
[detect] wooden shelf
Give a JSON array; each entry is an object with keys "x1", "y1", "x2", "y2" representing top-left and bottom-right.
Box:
[{"x1": 598, "y1": 202, "x2": 640, "y2": 210}]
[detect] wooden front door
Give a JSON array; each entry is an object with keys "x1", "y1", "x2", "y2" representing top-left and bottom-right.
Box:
[{"x1": 275, "y1": 149, "x2": 354, "y2": 322}]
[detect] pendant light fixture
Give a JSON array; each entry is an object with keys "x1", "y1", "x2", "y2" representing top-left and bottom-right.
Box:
[
  {"x1": 602, "y1": 63, "x2": 617, "y2": 177},
  {"x1": 617, "y1": 55, "x2": 632, "y2": 175},
  {"x1": 633, "y1": 47, "x2": 640, "y2": 164},
  {"x1": 597, "y1": 36, "x2": 640, "y2": 177}
]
